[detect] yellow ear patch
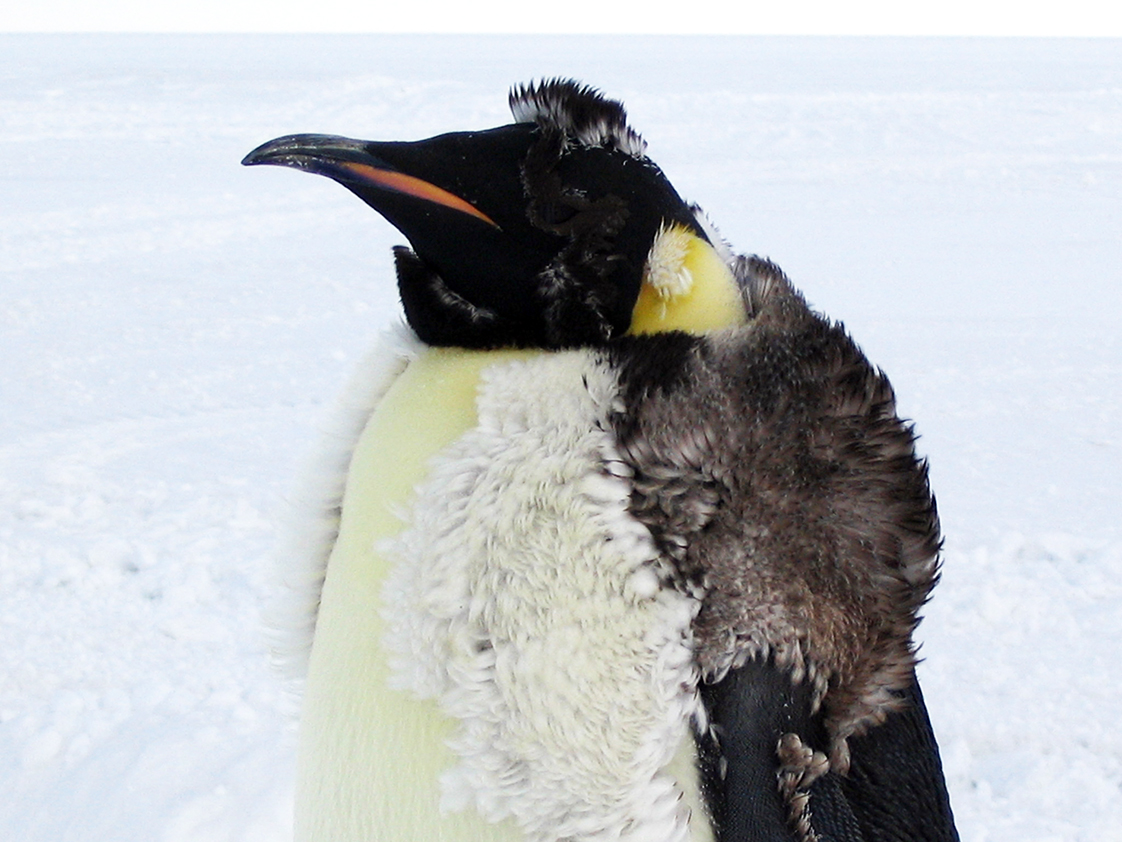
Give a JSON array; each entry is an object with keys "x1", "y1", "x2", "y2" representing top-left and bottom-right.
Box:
[{"x1": 628, "y1": 224, "x2": 747, "y2": 336}]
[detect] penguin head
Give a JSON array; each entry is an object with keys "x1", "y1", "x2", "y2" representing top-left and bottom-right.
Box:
[{"x1": 243, "y1": 79, "x2": 744, "y2": 348}]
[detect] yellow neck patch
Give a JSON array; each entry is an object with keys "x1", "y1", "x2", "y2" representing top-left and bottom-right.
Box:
[{"x1": 627, "y1": 224, "x2": 747, "y2": 336}]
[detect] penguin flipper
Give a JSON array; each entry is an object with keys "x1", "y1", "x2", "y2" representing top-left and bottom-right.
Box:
[
  {"x1": 819, "y1": 676, "x2": 960, "y2": 842},
  {"x1": 698, "y1": 658, "x2": 825, "y2": 842},
  {"x1": 700, "y1": 665, "x2": 957, "y2": 842}
]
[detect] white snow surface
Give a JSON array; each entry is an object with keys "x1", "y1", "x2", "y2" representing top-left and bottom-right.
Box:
[{"x1": 2, "y1": 34, "x2": 1120, "y2": 842}]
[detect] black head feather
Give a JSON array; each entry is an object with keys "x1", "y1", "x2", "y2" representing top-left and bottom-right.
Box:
[{"x1": 509, "y1": 79, "x2": 648, "y2": 158}]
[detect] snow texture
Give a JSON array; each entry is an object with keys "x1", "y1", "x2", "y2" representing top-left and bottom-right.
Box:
[{"x1": 1, "y1": 33, "x2": 1120, "y2": 842}]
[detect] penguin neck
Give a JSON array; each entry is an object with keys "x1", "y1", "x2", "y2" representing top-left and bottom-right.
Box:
[{"x1": 627, "y1": 225, "x2": 746, "y2": 337}]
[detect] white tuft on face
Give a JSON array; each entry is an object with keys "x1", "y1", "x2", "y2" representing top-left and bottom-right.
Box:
[{"x1": 644, "y1": 223, "x2": 697, "y2": 300}]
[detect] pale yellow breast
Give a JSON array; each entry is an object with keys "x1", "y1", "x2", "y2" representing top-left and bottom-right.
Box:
[{"x1": 295, "y1": 346, "x2": 535, "y2": 842}]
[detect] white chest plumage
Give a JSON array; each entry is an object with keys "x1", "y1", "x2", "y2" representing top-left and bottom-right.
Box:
[{"x1": 296, "y1": 346, "x2": 713, "y2": 842}]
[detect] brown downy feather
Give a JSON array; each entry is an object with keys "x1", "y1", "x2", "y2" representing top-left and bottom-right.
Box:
[{"x1": 607, "y1": 256, "x2": 942, "y2": 772}]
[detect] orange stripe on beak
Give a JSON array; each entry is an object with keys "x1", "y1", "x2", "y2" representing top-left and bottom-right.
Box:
[{"x1": 339, "y1": 162, "x2": 500, "y2": 230}]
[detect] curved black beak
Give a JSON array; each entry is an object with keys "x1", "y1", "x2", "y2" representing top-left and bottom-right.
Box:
[{"x1": 242, "y1": 133, "x2": 500, "y2": 229}]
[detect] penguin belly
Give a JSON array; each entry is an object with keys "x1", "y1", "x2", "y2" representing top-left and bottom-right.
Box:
[
  {"x1": 296, "y1": 347, "x2": 532, "y2": 842},
  {"x1": 295, "y1": 347, "x2": 713, "y2": 842}
]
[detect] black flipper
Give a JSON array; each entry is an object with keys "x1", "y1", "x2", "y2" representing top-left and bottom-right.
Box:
[
  {"x1": 825, "y1": 678, "x2": 959, "y2": 842},
  {"x1": 700, "y1": 665, "x2": 957, "y2": 842},
  {"x1": 699, "y1": 658, "x2": 821, "y2": 842}
]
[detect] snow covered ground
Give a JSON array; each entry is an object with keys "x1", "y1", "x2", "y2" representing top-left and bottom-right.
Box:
[{"x1": 1, "y1": 34, "x2": 1119, "y2": 841}]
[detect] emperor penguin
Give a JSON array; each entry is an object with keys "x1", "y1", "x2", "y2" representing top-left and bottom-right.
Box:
[{"x1": 244, "y1": 79, "x2": 958, "y2": 842}]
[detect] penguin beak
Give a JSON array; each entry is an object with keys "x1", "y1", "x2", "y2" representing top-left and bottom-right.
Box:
[{"x1": 241, "y1": 134, "x2": 501, "y2": 229}]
